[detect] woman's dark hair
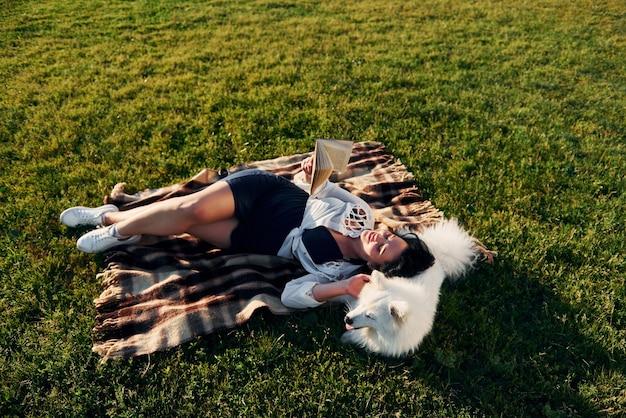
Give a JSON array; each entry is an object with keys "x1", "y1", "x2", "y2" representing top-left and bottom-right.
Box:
[{"x1": 378, "y1": 233, "x2": 434, "y2": 278}]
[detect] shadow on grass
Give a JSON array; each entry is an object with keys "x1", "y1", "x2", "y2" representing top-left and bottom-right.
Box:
[{"x1": 418, "y1": 257, "x2": 624, "y2": 417}]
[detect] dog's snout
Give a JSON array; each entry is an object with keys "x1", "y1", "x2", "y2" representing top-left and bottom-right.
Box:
[{"x1": 344, "y1": 316, "x2": 353, "y2": 325}]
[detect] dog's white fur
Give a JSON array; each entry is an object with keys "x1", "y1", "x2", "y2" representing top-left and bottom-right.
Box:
[{"x1": 340, "y1": 219, "x2": 480, "y2": 357}]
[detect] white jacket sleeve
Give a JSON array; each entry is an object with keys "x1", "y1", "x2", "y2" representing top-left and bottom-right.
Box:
[
  {"x1": 281, "y1": 273, "x2": 331, "y2": 309},
  {"x1": 293, "y1": 171, "x2": 314, "y2": 193}
]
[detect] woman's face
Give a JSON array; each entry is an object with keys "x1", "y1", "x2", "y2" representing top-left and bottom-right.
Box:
[{"x1": 359, "y1": 229, "x2": 408, "y2": 267}]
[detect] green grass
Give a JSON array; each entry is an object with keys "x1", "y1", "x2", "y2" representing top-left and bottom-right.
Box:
[{"x1": 1, "y1": 0, "x2": 625, "y2": 416}]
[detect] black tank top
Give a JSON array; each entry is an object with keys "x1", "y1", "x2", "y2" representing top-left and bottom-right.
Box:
[{"x1": 301, "y1": 226, "x2": 343, "y2": 264}]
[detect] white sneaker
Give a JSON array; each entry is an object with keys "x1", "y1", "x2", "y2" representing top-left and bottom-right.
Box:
[
  {"x1": 60, "y1": 204, "x2": 119, "y2": 227},
  {"x1": 76, "y1": 225, "x2": 141, "y2": 253}
]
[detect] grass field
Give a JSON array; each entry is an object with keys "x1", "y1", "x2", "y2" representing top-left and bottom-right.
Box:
[{"x1": 1, "y1": 0, "x2": 625, "y2": 416}]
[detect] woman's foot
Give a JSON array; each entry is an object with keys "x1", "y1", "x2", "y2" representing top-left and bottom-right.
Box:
[
  {"x1": 76, "y1": 225, "x2": 141, "y2": 253},
  {"x1": 60, "y1": 204, "x2": 119, "y2": 228}
]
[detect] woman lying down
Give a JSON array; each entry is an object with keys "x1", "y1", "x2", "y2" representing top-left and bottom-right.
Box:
[{"x1": 60, "y1": 156, "x2": 434, "y2": 309}]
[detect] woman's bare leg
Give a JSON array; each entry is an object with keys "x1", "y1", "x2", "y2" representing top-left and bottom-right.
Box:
[
  {"x1": 109, "y1": 181, "x2": 236, "y2": 240},
  {"x1": 103, "y1": 205, "x2": 153, "y2": 225},
  {"x1": 188, "y1": 218, "x2": 239, "y2": 248}
]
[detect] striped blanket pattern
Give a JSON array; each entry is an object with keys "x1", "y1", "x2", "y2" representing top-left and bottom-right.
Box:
[{"x1": 92, "y1": 141, "x2": 444, "y2": 360}]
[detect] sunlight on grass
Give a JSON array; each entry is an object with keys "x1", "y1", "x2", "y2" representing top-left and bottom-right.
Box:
[{"x1": 1, "y1": 0, "x2": 625, "y2": 416}]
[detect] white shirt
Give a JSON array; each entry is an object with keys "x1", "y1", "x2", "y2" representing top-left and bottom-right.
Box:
[{"x1": 279, "y1": 172, "x2": 374, "y2": 309}]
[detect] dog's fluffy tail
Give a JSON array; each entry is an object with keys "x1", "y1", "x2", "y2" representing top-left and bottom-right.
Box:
[{"x1": 418, "y1": 219, "x2": 480, "y2": 280}]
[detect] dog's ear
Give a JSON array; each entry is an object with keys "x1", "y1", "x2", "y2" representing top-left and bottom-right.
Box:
[
  {"x1": 369, "y1": 270, "x2": 385, "y2": 288},
  {"x1": 390, "y1": 301, "x2": 410, "y2": 323}
]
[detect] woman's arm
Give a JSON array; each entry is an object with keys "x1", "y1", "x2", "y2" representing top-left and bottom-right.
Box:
[
  {"x1": 281, "y1": 273, "x2": 370, "y2": 309},
  {"x1": 311, "y1": 274, "x2": 370, "y2": 301}
]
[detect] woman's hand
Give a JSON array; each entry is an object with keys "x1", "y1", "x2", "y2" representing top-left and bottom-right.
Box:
[
  {"x1": 310, "y1": 273, "x2": 370, "y2": 303},
  {"x1": 300, "y1": 156, "x2": 314, "y2": 183},
  {"x1": 343, "y1": 274, "x2": 370, "y2": 298}
]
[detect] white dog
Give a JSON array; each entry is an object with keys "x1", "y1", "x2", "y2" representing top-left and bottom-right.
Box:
[{"x1": 341, "y1": 219, "x2": 481, "y2": 357}]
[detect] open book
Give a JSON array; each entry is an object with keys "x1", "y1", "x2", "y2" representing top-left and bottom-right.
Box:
[{"x1": 310, "y1": 139, "x2": 354, "y2": 194}]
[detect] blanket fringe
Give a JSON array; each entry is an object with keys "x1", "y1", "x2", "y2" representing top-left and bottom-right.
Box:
[
  {"x1": 96, "y1": 269, "x2": 120, "y2": 287},
  {"x1": 93, "y1": 311, "x2": 122, "y2": 333},
  {"x1": 93, "y1": 338, "x2": 148, "y2": 363},
  {"x1": 473, "y1": 238, "x2": 497, "y2": 263},
  {"x1": 382, "y1": 160, "x2": 414, "y2": 179},
  {"x1": 92, "y1": 339, "x2": 123, "y2": 362}
]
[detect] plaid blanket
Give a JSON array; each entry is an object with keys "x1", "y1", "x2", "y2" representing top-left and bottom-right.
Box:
[{"x1": 92, "y1": 141, "x2": 448, "y2": 360}]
